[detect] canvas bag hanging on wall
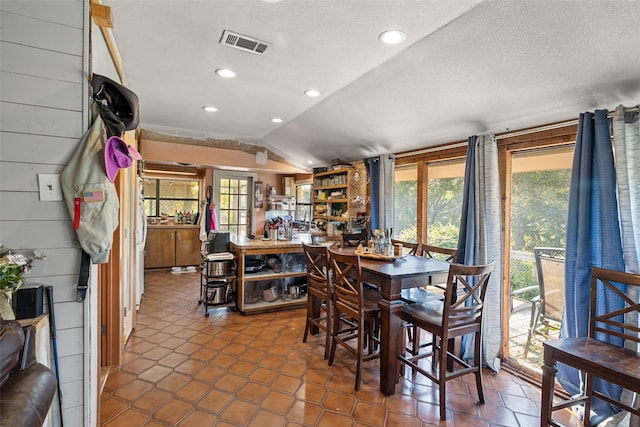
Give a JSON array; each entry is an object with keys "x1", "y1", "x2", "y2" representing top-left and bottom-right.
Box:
[{"x1": 60, "y1": 105, "x2": 119, "y2": 264}]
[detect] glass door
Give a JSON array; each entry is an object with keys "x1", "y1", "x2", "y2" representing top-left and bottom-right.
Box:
[
  {"x1": 215, "y1": 172, "x2": 254, "y2": 237},
  {"x1": 507, "y1": 146, "x2": 573, "y2": 373}
]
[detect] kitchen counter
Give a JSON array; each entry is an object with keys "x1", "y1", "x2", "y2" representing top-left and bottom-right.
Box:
[
  {"x1": 231, "y1": 233, "x2": 311, "y2": 314},
  {"x1": 230, "y1": 233, "x2": 312, "y2": 250},
  {"x1": 147, "y1": 222, "x2": 199, "y2": 229}
]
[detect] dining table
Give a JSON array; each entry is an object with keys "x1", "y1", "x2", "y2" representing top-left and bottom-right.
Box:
[{"x1": 329, "y1": 247, "x2": 451, "y2": 396}]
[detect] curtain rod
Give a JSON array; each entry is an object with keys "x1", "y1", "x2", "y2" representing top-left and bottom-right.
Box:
[{"x1": 396, "y1": 106, "x2": 638, "y2": 159}]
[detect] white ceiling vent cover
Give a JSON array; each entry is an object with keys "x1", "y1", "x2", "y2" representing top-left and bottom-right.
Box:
[{"x1": 220, "y1": 30, "x2": 270, "y2": 55}]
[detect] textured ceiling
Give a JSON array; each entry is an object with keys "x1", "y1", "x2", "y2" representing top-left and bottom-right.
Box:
[{"x1": 106, "y1": 0, "x2": 640, "y2": 172}]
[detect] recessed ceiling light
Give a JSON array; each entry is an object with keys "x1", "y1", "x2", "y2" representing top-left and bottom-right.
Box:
[
  {"x1": 307, "y1": 160, "x2": 313, "y2": 164},
  {"x1": 304, "y1": 89, "x2": 322, "y2": 97},
  {"x1": 215, "y1": 68, "x2": 236, "y2": 78},
  {"x1": 271, "y1": 117, "x2": 283, "y2": 123},
  {"x1": 202, "y1": 106, "x2": 218, "y2": 112},
  {"x1": 378, "y1": 29, "x2": 406, "y2": 45}
]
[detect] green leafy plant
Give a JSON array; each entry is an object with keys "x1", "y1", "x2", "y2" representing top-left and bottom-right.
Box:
[{"x1": 0, "y1": 245, "x2": 47, "y2": 291}]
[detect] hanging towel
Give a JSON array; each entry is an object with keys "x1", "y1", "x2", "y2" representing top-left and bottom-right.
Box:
[{"x1": 210, "y1": 202, "x2": 217, "y2": 230}]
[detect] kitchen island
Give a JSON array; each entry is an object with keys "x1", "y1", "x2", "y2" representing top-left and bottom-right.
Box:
[{"x1": 231, "y1": 234, "x2": 311, "y2": 314}]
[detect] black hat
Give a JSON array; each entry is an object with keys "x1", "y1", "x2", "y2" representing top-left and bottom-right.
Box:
[{"x1": 92, "y1": 74, "x2": 139, "y2": 131}]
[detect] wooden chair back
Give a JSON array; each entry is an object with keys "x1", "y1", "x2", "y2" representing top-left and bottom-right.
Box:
[
  {"x1": 589, "y1": 266, "x2": 640, "y2": 344},
  {"x1": 327, "y1": 249, "x2": 363, "y2": 318},
  {"x1": 311, "y1": 234, "x2": 342, "y2": 247},
  {"x1": 444, "y1": 261, "x2": 495, "y2": 337},
  {"x1": 342, "y1": 231, "x2": 367, "y2": 247},
  {"x1": 420, "y1": 244, "x2": 458, "y2": 262},
  {"x1": 390, "y1": 239, "x2": 418, "y2": 256},
  {"x1": 302, "y1": 243, "x2": 331, "y2": 297}
]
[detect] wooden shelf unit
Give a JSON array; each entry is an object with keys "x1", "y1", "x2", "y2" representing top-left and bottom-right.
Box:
[{"x1": 312, "y1": 167, "x2": 369, "y2": 229}]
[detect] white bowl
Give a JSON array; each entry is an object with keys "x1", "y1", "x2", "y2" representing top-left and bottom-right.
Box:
[
  {"x1": 171, "y1": 267, "x2": 181, "y2": 272},
  {"x1": 186, "y1": 266, "x2": 197, "y2": 272}
]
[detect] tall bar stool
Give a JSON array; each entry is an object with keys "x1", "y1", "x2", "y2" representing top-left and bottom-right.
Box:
[
  {"x1": 301, "y1": 242, "x2": 332, "y2": 359},
  {"x1": 403, "y1": 243, "x2": 457, "y2": 355},
  {"x1": 398, "y1": 261, "x2": 495, "y2": 421},
  {"x1": 327, "y1": 248, "x2": 381, "y2": 391}
]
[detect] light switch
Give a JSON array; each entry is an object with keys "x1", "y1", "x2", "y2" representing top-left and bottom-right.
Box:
[{"x1": 38, "y1": 174, "x2": 63, "y2": 201}]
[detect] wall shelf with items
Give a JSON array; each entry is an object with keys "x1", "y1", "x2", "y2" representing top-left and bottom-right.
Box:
[{"x1": 312, "y1": 167, "x2": 369, "y2": 231}]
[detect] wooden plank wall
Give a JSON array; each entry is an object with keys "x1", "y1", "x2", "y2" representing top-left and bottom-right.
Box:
[{"x1": 0, "y1": 1, "x2": 87, "y2": 425}]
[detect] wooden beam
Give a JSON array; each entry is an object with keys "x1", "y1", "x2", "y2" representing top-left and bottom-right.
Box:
[{"x1": 91, "y1": 3, "x2": 113, "y2": 28}]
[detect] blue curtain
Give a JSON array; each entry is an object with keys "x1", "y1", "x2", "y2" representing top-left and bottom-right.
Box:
[
  {"x1": 364, "y1": 157, "x2": 380, "y2": 231},
  {"x1": 559, "y1": 109, "x2": 626, "y2": 423},
  {"x1": 456, "y1": 134, "x2": 503, "y2": 372}
]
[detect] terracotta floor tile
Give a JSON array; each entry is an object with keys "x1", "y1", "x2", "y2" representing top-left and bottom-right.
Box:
[
  {"x1": 287, "y1": 400, "x2": 323, "y2": 425},
  {"x1": 156, "y1": 371, "x2": 192, "y2": 392},
  {"x1": 175, "y1": 380, "x2": 211, "y2": 402},
  {"x1": 100, "y1": 270, "x2": 550, "y2": 427},
  {"x1": 247, "y1": 410, "x2": 286, "y2": 427},
  {"x1": 131, "y1": 388, "x2": 172, "y2": 412},
  {"x1": 157, "y1": 351, "x2": 189, "y2": 368},
  {"x1": 176, "y1": 409, "x2": 218, "y2": 427},
  {"x1": 137, "y1": 365, "x2": 173, "y2": 383},
  {"x1": 323, "y1": 391, "x2": 355, "y2": 414},
  {"x1": 220, "y1": 400, "x2": 258, "y2": 425},
  {"x1": 236, "y1": 381, "x2": 271, "y2": 403},
  {"x1": 260, "y1": 390, "x2": 296, "y2": 414},
  {"x1": 152, "y1": 399, "x2": 194, "y2": 425},
  {"x1": 99, "y1": 397, "x2": 129, "y2": 423},
  {"x1": 197, "y1": 388, "x2": 234, "y2": 413},
  {"x1": 104, "y1": 407, "x2": 149, "y2": 427},
  {"x1": 113, "y1": 379, "x2": 154, "y2": 401}
]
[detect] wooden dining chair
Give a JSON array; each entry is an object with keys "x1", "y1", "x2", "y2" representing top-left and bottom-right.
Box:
[
  {"x1": 540, "y1": 267, "x2": 640, "y2": 427},
  {"x1": 327, "y1": 248, "x2": 381, "y2": 391},
  {"x1": 398, "y1": 261, "x2": 495, "y2": 421},
  {"x1": 301, "y1": 243, "x2": 333, "y2": 359},
  {"x1": 402, "y1": 243, "x2": 457, "y2": 355},
  {"x1": 342, "y1": 231, "x2": 368, "y2": 247},
  {"x1": 390, "y1": 239, "x2": 419, "y2": 256},
  {"x1": 417, "y1": 243, "x2": 458, "y2": 293}
]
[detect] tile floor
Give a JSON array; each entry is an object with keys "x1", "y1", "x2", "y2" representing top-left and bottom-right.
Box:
[{"x1": 99, "y1": 270, "x2": 583, "y2": 426}]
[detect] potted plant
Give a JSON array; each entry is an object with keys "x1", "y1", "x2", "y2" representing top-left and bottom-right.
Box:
[{"x1": 0, "y1": 245, "x2": 46, "y2": 320}]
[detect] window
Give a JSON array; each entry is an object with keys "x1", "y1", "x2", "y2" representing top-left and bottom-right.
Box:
[
  {"x1": 394, "y1": 165, "x2": 418, "y2": 242},
  {"x1": 426, "y1": 159, "x2": 465, "y2": 247},
  {"x1": 144, "y1": 178, "x2": 199, "y2": 218},
  {"x1": 295, "y1": 183, "x2": 312, "y2": 222},
  {"x1": 217, "y1": 175, "x2": 250, "y2": 237}
]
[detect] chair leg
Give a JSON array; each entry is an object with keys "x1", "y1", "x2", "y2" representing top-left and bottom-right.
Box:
[
  {"x1": 355, "y1": 321, "x2": 364, "y2": 391},
  {"x1": 328, "y1": 307, "x2": 340, "y2": 366},
  {"x1": 474, "y1": 332, "x2": 485, "y2": 404},
  {"x1": 524, "y1": 302, "x2": 540, "y2": 358},
  {"x1": 438, "y1": 343, "x2": 448, "y2": 421},
  {"x1": 324, "y1": 303, "x2": 331, "y2": 360}
]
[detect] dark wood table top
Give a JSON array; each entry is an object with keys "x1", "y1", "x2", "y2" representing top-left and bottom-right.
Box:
[{"x1": 329, "y1": 247, "x2": 451, "y2": 281}]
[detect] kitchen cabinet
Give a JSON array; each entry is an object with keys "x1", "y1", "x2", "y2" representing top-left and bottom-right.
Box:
[
  {"x1": 312, "y1": 167, "x2": 369, "y2": 232},
  {"x1": 145, "y1": 225, "x2": 201, "y2": 268},
  {"x1": 231, "y1": 235, "x2": 309, "y2": 315}
]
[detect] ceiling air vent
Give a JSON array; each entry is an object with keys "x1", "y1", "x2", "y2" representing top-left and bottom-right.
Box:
[{"x1": 220, "y1": 30, "x2": 270, "y2": 55}]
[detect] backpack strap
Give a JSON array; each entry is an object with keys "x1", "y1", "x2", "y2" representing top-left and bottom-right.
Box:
[{"x1": 77, "y1": 250, "x2": 91, "y2": 303}]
